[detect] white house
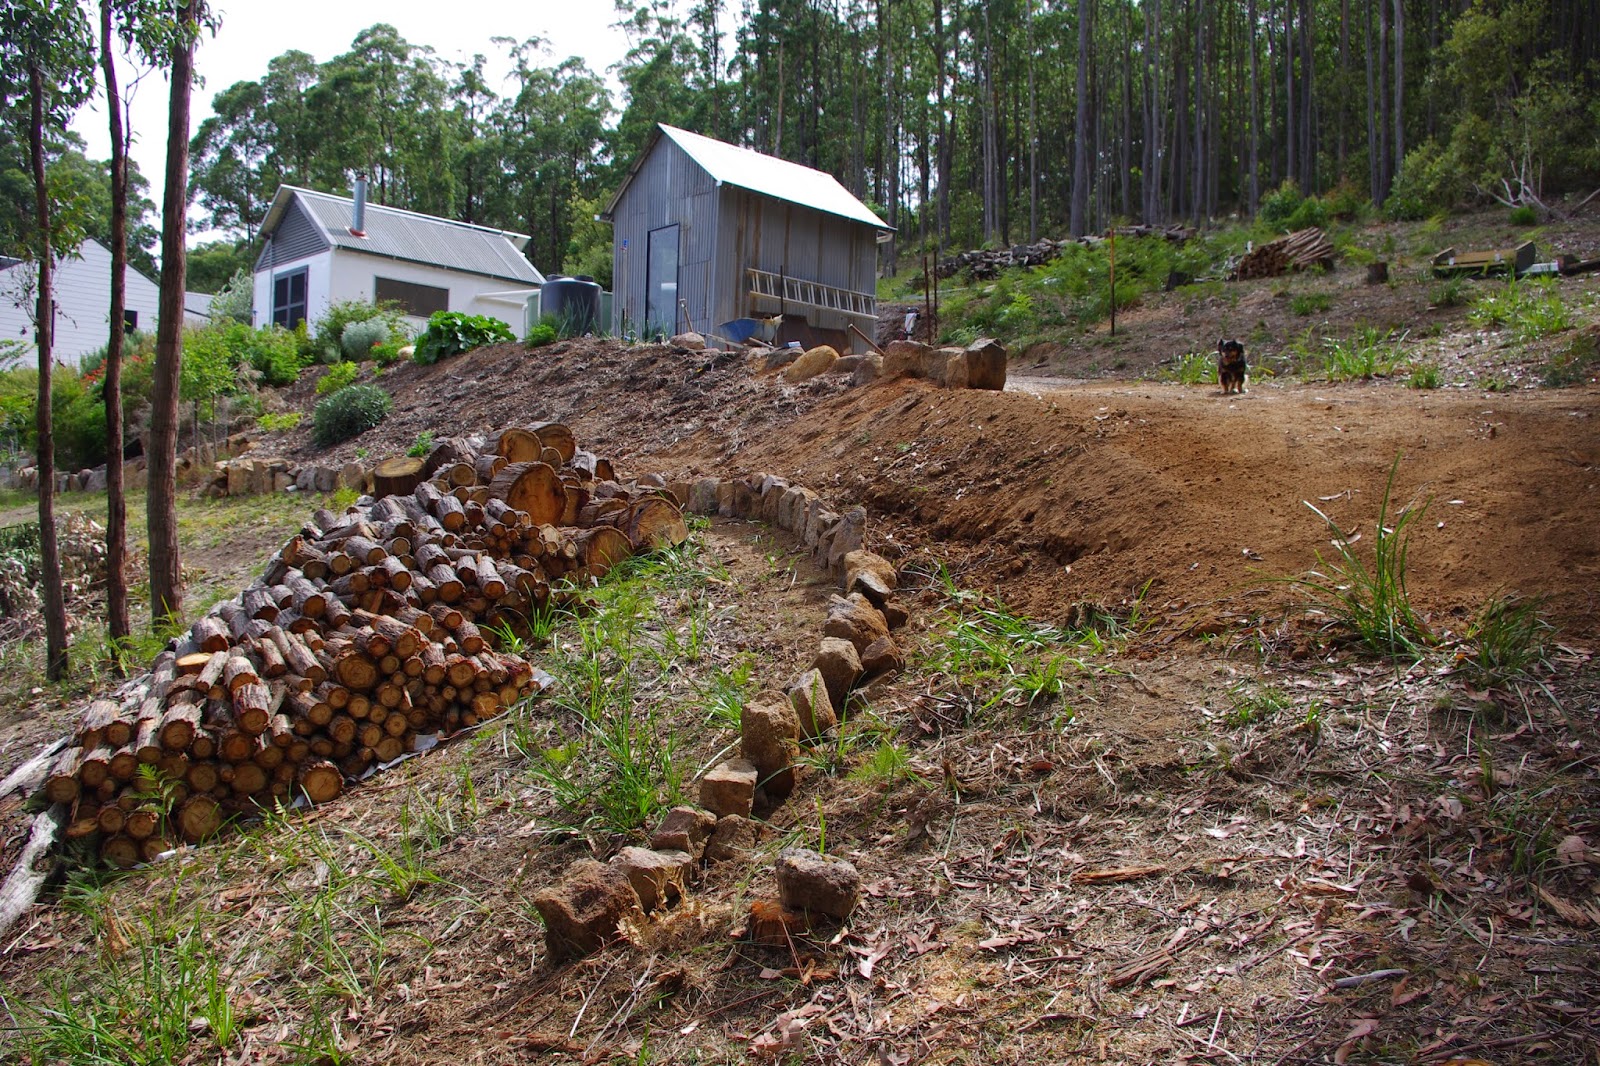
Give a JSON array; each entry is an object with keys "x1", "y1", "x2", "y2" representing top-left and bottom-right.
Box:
[
  {"x1": 0, "y1": 239, "x2": 164, "y2": 367},
  {"x1": 251, "y1": 181, "x2": 545, "y2": 333}
]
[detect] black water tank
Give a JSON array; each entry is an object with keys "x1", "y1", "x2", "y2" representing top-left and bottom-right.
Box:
[{"x1": 541, "y1": 275, "x2": 602, "y2": 335}]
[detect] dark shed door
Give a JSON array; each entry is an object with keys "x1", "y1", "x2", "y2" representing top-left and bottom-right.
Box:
[{"x1": 645, "y1": 224, "x2": 679, "y2": 338}]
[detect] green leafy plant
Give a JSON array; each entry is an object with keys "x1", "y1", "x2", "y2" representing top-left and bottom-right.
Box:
[
  {"x1": 1508, "y1": 204, "x2": 1539, "y2": 226},
  {"x1": 312, "y1": 384, "x2": 391, "y2": 447},
  {"x1": 1289, "y1": 456, "x2": 1433, "y2": 659},
  {"x1": 340, "y1": 318, "x2": 390, "y2": 361},
  {"x1": 413, "y1": 311, "x2": 514, "y2": 365},
  {"x1": 1460, "y1": 594, "x2": 1551, "y2": 686},
  {"x1": 258, "y1": 411, "x2": 302, "y2": 432},
  {"x1": 524, "y1": 322, "x2": 558, "y2": 347},
  {"x1": 1431, "y1": 277, "x2": 1471, "y2": 308},
  {"x1": 1405, "y1": 363, "x2": 1442, "y2": 389},
  {"x1": 308, "y1": 300, "x2": 406, "y2": 365},
  {"x1": 1468, "y1": 278, "x2": 1574, "y2": 342},
  {"x1": 406, "y1": 430, "x2": 435, "y2": 458},
  {"x1": 1291, "y1": 292, "x2": 1333, "y2": 316},
  {"x1": 1314, "y1": 327, "x2": 1407, "y2": 381},
  {"x1": 1161, "y1": 351, "x2": 1218, "y2": 385},
  {"x1": 1542, "y1": 330, "x2": 1599, "y2": 387},
  {"x1": 315, "y1": 361, "x2": 359, "y2": 396}
]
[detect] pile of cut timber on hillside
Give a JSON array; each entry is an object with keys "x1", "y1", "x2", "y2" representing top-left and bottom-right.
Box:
[
  {"x1": 1233, "y1": 227, "x2": 1337, "y2": 279},
  {"x1": 41, "y1": 422, "x2": 689, "y2": 868},
  {"x1": 938, "y1": 224, "x2": 1195, "y2": 280}
]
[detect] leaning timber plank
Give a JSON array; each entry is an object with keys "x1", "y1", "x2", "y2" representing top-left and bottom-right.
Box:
[
  {"x1": 0, "y1": 737, "x2": 68, "y2": 800},
  {"x1": 0, "y1": 805, "x2": 66, "y2": 938}
]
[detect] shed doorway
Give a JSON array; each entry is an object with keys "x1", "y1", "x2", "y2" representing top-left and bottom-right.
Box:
[{"x1": 645, "y1": 224, "x2": 679, "y2": 338}]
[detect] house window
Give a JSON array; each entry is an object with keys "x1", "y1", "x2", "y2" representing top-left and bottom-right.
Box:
[
  {"x1": 272, "y1": 267, "x2": 308, "y2": 329},
  {"x1": 123, "y1": 309, "x2": 138, "y2": 334},
  {"x1": 375, "y1": 277, "x2": 449, "y2": 318}
]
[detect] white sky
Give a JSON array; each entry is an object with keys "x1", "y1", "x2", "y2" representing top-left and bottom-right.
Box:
[{"x1": 69, "y1": 1, "x2": 636, "y2": 244}]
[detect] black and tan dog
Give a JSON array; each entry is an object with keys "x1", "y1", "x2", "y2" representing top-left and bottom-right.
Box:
[{"x1": 1217, "y1": 338, "x2": 1248, "y2": 395}]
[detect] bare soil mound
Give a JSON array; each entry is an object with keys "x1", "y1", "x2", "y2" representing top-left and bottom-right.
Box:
[{"x1": 278, "y1": 339, "x2": 1600, "y2": 638}]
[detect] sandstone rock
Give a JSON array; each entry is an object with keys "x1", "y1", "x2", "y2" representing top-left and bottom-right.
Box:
[
  {"x1": 860, "y1": 635, "x2": 905, "y2": 677},
  {"x1": 812, "y1": 637, "x2": 863, "y2": 711},
  {"x1": 225, "y1": 460, "x2": 249, "y2": 497},
  {"x1": 881, "y1": 600, "x2": 910, "y2": 630},
  {"x1": 314, "y1": 466, "x2": 337, "y2": 493},
  {"x1": 851, "y1": 353, "x2": 884, "y2": 386},
  {"x1": 844, "y1": 550, "x2": 898, "y2": 606},
  {"x1": 966, "y1": 336, "x2": 1008, "y2": 390},
  {"x1": 670, "y1": 331, "x2": 707, "y2": 351},
  {"x1": 650, "y1": 805, "x2": 717, "y2": 858},
  {"x1": 758, "y1": 475, "x2": 789, "y2": 523},
  {"x1": 803, "y1": 502, "x2": 838, "y2": 548},
  {"x1": 688, "y1": 477, "x2": 720, "y2": 516},
  {"x1": 823, "y1": 593, "x2": 890, "y2": 653},
  {"x1": 637, "y1": 472, "x2": 667, "y2": 489},
  {"x1": 882, "y1": 339, "x2": 930, "y2": 379},
  {"x1": 83, "y1": 467, "x2": 108, "y2": 493},
  {"x1": 782, "y1": 345, "x2": 839, "y2": 383},
  {"x1": 936, "y1": 347, "x2": 969, "y2": 389},
  {"x1": 700, "y1": 759, "x2": 758, "y2": 818},
  {"x1": 733, "y1": 476, "x2": 761, "y2": 518},
  {"x1": 337, "y1": 462, "x2": 366, "y2": 492},
  {"x1": 822, "y1": 507, "x2": 866, "y2": 574},
  {"x1": 777, "y1": 486, "x2": 817, "y2": 533},
  {"x1": 763, "y1": 346, "x2": 802, "y2": 372},
  {"x1": 272, "y1": 471, "x2": 293, "y2": 493},
  {"x1": 609, "y1": 846, "x2": 693, "y2": 913},
  {"x1": 531, "y1": 859, "x2": 640, "y2": 962},
  {"x1": 740, "y1": 692, "x2": 801, "y2": 800},
  {"x1": 775, "y1": 848, "x2": 860, "y2": 920},
  {"x1": 715, "y1": 479, "x2": 737, "y2": 517},
  {"x1": 831, "y1": 354, "x2": 862, "y2": 374},
  {"x1": 295, "y1": 466, "x2": 318, "y2": 492},
  {"x1": 787, "y1": 668, "x2": 838, "y2": 740},
  {"x1": 705, "y1": 814, "x2": 759, "y2": 863}
]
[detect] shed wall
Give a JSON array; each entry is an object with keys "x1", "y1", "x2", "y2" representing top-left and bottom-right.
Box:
[
  {"x1": 255, "y1": 198, "x2": 331, "y2": 271},
  {"x1": 713, "y1": 187, "x2": 879, "y2": 341},
  {"x1": 609, "y1": 138, "x2": 717, "y2": 337}
]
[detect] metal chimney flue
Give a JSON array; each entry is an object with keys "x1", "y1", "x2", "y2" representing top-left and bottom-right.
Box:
[{"x1": 350, "y1": 174, "x2": 368, "y2": 237}]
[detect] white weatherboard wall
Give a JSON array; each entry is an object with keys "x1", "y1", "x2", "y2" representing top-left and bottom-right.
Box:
[
  {"x1": 252, "y1": 250, "x2": 334, "y2": 331},
  {"x1": 255, "y1": 250, "x2": 532, "y2": 333},
  {"x1": 327, "y1": 252, "x2": 533, "y2": 331},
  {"x1": 0, "y1": 240, "x2": 163, "y2": 367}
]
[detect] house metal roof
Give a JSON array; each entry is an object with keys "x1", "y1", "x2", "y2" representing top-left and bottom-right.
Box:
[
  {"x1": 605, "y1": 124, "x2": 892, "y2": 231},
  {"x1": 258, "y1": 186, "x2": 544, "y2": 285}
]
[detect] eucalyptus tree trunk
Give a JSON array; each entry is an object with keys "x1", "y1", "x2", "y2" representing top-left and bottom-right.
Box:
[
  {"x1": 1378, "y1": 0, "x2": 1390, "y2": 201},
  {"x1": 99, "y1": 0, "x2": 130, "y2": 670},
  {"x1": 1392, "y1": 0, "x2": 1404, "y2": 180},
  {"x1": 148, "y1": 0, "x2": 197, "y2": 627},
  {"x1": 1248, "y1": 0, "x2": 1262, "y2": 212},
  {"x1": 1069, "y1": 0, "x2": 1090, "y2": 236},
  {"x1": 28, "y1": 61, "x2": 70, "y2": 681}
]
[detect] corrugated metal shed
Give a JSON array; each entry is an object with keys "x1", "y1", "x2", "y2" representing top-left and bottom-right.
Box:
[
  {"x1": 256, "y1": 186, "x2": 542, "y2": 285},
  {"x1": 604, "y1": 125, "x2": 887, "y2": 350}
]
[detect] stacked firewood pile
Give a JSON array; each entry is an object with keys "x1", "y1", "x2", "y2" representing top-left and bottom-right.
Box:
[
  {"x1": 40, "y1": 422, "x2": 688, "y2": 868},
  {"x1": 1233, "y1": 227, "x2": 1337, "y2": 279},
  {"x1": 937, "y1": 224, "x2": 1195, "y2": 280}
]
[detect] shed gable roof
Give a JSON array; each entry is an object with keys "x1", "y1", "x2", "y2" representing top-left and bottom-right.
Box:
[
  {"x1": 258, "y1": 186, "x2": 544, "y2": 285},
  {"x1": 606, "y1": 125, "x2": 891, "y2": 231}
]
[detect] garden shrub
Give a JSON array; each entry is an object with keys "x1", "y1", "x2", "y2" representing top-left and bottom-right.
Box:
[
  {"x1": 414, "y1": 311, "x2": 514, "y2": 365},
  {"x1": 1259, "y1": 180, "x2": 1306, "y2": 226},
  {"x1": 312, "y1": 383, "x2": 391, "y2": 447},
  {"x1": 524, "y1": 322, "x2": 557, "y2": 347},
  {"x1": 308, "y1": 300, "x2": 405, "y2": 365},
  {"x1": 340, "y1": 318, "x2": 390, "y2": 361},
  {"x1": 316, "y1": 361, "x2": 359, "y2": 396}
]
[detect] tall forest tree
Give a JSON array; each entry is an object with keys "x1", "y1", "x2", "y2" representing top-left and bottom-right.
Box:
[{"x1": 0, "y1": 0, "x2": 98, "y2": 680}]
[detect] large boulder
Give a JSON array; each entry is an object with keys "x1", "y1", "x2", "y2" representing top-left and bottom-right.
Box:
[
  {"x1": 843, "y1": 550, "x2": 898, "y2": 607},
  {"x1": 934, "y1": 347, "x2": 969, "y2": 389},
  {"x1": 966, "y1": 336, "x2": 1008, "y2": 390},
  {"x1": 775, "y1": 848, "x2": 861, "y2": 920},
  {"x1": 851, "y1": 353, "x2": 884, "y2": 386},
  {"x1": 531, "y1": 859, "x2": 640, "y2": 961},
  {"x1": 782, "y1": 345, "x2": 839, "y2": 383},
  {"x1": 670, "y1": 331, "x2": 707, "y2": 351},
  {"x1": 882, "y1": 339, "x2": 930, "y2": 379}
]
